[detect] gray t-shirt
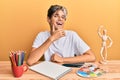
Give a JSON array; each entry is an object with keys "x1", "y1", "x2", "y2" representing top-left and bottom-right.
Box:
[{"x1": 32, "y1": 30, "x2": 90, "y2": 61}]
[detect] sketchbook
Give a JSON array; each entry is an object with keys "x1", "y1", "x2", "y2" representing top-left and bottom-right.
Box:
[{"x1": 29, "y1": 61, "x2": 72, "y2": 80}]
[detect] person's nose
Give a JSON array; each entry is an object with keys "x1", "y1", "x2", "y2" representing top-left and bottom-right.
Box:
[{"x1": 58, "y1": 16, "x2": 62, "y2": 21}]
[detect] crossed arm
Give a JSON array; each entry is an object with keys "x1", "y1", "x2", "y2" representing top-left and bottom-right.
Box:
[
  {"x1": 27, "y1": 37, "x2": 96, "y2": 66},
  {"x1": 51, "y1": 50, "x2": 96, "y2": 64},
  {"x1": 27, "y1": 30, "x2": 96, "y2": 65}
]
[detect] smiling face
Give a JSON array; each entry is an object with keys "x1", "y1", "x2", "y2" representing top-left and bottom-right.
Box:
[
  {"x1": 47, "y1": 5, "x2": 67, "y2": 31},
  {"x1": 47, "y1": 10, "x2": 66, "y2": 30}
]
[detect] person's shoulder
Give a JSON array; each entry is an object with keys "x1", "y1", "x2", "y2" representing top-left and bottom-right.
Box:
[
  {"x1": 37, "y1": 31, "x2": 49, "y2": 35},
  {"x1": 36, "y1": 31, "x2": 50, "y2": 37},
  {"x1": 65, "y1": 30, "x2": 77, "y2": 35}
]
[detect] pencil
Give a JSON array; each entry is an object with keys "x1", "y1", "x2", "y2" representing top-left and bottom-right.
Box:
[{"x1": 18, "y1": 52, "x2": 21, "y2": 66}]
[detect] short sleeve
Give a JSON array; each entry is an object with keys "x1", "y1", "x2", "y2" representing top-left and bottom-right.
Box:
[
  {"x1": 32, "y1": 32, "x2": 47, "y2": 48},
  {"x1": 72, "y1": 31, "x2": 90, "y2": 55}
]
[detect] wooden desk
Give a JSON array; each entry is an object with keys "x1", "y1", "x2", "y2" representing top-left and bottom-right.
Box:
[{"x1": 0, "y1": 60, "x2": 120, "y2": 80}]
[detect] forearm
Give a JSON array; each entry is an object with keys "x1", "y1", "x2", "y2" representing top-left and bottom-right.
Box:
[
  {"x1": 27, "y1": 37, "x2": 53, "y2": 65},
  {"x1": 63, "y1": 54, "x2": 95, "y2": 64},
  {"x1": 62, "y1": 50, "x2": 96, "y2": 64},
  {"x1": 108, "y1": 37, "x2": 113, "y2": 47}
]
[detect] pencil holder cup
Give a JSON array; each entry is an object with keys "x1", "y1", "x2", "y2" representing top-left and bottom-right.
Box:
[{"x1": 12, "y1": 64, "x2": 28, "y2": 77}]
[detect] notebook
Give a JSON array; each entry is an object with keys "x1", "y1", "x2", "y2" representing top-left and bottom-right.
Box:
[{"x1": 29, "y1": 61, "x2": 72, "y2": 80}]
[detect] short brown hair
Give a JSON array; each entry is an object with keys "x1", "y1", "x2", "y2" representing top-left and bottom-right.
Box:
[{"x1": 47, "y1": 5, "x2": 67, "y2": 19}]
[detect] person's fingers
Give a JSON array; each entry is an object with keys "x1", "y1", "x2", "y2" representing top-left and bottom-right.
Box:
[
  {"x1": 51, "y1": 29, "x2": 65, "y2": 41},
  {"x1": 52, "y1": 25, "x2": 55, "y2": 32},
  {"x1": 62, "y1": 31, "x2": 65, "y2": 36},
  {"x1": 51, "y1": 53, "x2": 57, "y2": 61},
  {"x1": 51, "y1": 53, "x2": 58, "y2": 61},
  {"x1": 60, "y1": 30, "x2": 65, "y2": 36},
  {"x1": 51, "y1": 54, "x2": 54, "y2": 61}
]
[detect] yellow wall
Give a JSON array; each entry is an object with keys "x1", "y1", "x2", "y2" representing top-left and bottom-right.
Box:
[{"x1": 0, "y1": 0, "x2": 120, "y2": 61}]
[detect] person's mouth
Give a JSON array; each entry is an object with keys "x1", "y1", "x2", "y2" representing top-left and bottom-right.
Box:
[{"x1": 56, "y1": 22, "x2": 63, "y2": 26}]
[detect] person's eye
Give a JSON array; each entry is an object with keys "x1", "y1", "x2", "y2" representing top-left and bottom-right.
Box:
[
  {"x1": 61, "y1": 16, "x2": 66, "y2": 20},
  {"x1": 53, "y1": 15, "x2": 58, "y2": 18}
]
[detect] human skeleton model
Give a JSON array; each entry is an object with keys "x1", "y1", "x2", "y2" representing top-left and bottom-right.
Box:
[{"x1": 98, "y1": 26, "x2": 113, "y2": 64}]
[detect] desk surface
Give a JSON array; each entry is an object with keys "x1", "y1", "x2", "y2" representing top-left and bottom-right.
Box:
[{"x1": 0, "y1": 60, "x2": 120, "y2": 80}]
